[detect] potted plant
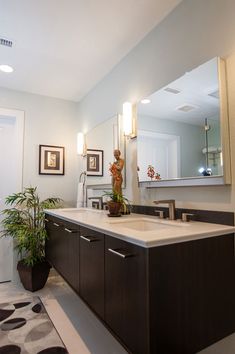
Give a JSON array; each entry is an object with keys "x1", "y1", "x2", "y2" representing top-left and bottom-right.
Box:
[
  {"x1": 103, "y1": 190, "x2": 131, "y2": 216},
  {"x1": 0, "y1": 187, "x2": 61, "y2": 291}
]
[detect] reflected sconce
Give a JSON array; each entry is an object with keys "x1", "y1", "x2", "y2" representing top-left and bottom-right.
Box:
[
  {"x1": 122, "y1": 102, "x2": 136, "y2": 138},
  {"x1": 77, "y1": 132, "x2": 86, "y2": 156}
]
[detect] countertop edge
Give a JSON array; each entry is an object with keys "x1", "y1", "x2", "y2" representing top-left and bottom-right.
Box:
[{"x1": 45, "y1": 209, "x2": 235, "y2": 248}]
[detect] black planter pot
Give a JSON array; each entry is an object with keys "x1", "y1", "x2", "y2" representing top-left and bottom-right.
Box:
[{"x1": 17, "y1": 260, "x2": 51, "y2": 292}]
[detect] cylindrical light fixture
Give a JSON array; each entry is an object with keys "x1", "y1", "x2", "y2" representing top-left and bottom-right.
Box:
[
  {"x1": 123, "y1": 102, "x2": 133, "y2": 136},
  {"x1": 77, "y1": 132, "x2": 85, "y2": 155}
]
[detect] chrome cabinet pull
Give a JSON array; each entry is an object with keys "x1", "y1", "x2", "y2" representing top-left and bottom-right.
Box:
[
  {"x1": 80, "y1": 235, "x2": 98, "y2": 242},
  {"x1": 108, "y1": 248, "x2": 133, "y2": 259},
  {"x1": 64, "y1": 227, "x2": 78, "y2": 233},
  {"x1": 53, "y1": 222, "x2": 60, "y2": 227}
]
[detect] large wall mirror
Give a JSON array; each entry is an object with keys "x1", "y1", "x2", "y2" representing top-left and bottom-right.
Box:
[
  {"x1": 86, "y1": 114, "x2": 126, "y2": 189},
  {"x1": 137, "y1": 57, "x2": 231, "y2": 187}
]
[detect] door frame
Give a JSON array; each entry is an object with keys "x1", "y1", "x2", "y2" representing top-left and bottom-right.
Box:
[
  {"x1": 0, "y1": 107, "x2": 24, "y2": 191},
  {"x1": 0, "y1": 107, "x2": 24, "y2": 282}
]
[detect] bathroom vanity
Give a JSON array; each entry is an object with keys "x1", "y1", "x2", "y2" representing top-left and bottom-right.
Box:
[{"x1": 45, "y1": 208, "x2": 235, "y2": 354}]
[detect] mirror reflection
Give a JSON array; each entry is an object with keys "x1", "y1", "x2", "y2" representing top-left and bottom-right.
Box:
[
  {"x1": 86, "y1": 114, "x2": 126, "y2": 187},
  {"x1": 137, "y1": 57, "x2": 223, "y2": 183}
]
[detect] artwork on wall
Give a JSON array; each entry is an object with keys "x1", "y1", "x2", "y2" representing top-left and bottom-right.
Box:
[
  {"x1": 86, "y1": 149, "x2": 103, "y2": 176},
  {"x1": 39, "y1": 145, "x2": 65, "y2": 175}
]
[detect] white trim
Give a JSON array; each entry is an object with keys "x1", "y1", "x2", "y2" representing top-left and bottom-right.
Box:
[
  {"x1": 139, "y1": 175, "x2": 225, "y2": 188},
  {"x1": 0, "y1": 107, "x2": 25, "y2": 282},
  {"x1": 0, "y1": 107, "x2": 25, "y2": 192}
]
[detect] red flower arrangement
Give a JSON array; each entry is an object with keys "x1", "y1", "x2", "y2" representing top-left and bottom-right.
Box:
[{"x1": 147, "y1": 165, "x2": 161, "y2": 180}]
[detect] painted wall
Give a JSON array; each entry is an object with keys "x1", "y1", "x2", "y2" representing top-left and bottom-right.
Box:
[
  {"x1": 77, "y1": 0, "x2": 235, "y2": 212},
  {"x1": 0, "y1": 87, "x2": 78, "y2": 205}
]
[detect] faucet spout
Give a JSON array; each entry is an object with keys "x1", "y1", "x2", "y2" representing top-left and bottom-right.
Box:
[{"x1": 153, "y1": 199, "x2": 176, "y2": 220}]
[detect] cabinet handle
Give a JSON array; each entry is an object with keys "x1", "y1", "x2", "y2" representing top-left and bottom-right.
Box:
[
  {"x1": 80, "y1": 235, "x2": 98, "y2": 242},
  {"x1": 53, "y1": 222, "x2": 60, "y2": 227},
  {"x1": 45, "y1": 218, "x2": 49, "y2": 222},
  {"x1": 108, "y1": 248, "x2": 133, "y2": 259},
  {"x1": 64, "y1": 227, "x2": 78, "y2": 233}
]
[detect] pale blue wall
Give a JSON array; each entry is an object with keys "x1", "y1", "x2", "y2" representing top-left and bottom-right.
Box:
[{"x1": 77, "y1": 0, "x2": 235, "y2": 132}]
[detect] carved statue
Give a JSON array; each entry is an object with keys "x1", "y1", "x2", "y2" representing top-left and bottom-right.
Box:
[{"x1": 110, "y1": 149, "x2": 124, "y2": 195}]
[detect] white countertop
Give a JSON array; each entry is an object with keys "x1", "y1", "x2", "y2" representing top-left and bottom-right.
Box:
[{"x1": 45, "y1": 208, "x2": 235, "y2": 248}]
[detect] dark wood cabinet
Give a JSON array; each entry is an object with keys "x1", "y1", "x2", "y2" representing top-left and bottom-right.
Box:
[
  {"x1": 45, "y1": 215, "x2": 79, "y2": 292},
  {"x1": 79, "y1": 226, "x2": 105, "y2": 319},
  {"x1": 60, "y1": 220, "x2": 79, "y2": 292},
  {"x1": 45, "y1": 213, "x2": 235, "y2": 354},
  {"x1": 105, "y1": 236, "x2": 148, "y2": 354},
  {"x1": 45, "y1": 215, "x2": 63, "y2": 271},
  {"x1": 148, "y1": 234, "x2": 235, "y2": 354}
]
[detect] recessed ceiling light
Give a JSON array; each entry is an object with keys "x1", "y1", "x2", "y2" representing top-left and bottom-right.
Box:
[
  {"x1": 141, "y1": 99, "x2": 151, "y2": 104},
  {"x1": 0, "y1": 64, "x2": 14, "y2": 73}
]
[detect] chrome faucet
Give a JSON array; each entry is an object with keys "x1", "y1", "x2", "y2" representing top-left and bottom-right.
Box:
[
  {"x1": 88, "y1": 196, "x2": 104, "y2": 210},
  {"x1": 153, "y1": 199, "x2": 176, "y2": 220}
]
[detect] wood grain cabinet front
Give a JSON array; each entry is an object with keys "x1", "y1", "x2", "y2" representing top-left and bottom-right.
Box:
[
  {"x1": 79, "y1": 226, "x2": 105, "y2": 319},
  {"x1": 45, "y1": 214, "x2": 235, "y2": 354},
  {"x1": 45, "y1": 215, "x2": 79, "y2": 292},
  {"x1": 105, "y1": 235, "x2": 149, "y2": 354}
]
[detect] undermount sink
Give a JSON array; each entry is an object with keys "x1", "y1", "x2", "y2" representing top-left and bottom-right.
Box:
[{"x1": 109, "y1": 217, "x2": 189, "y2": 232}]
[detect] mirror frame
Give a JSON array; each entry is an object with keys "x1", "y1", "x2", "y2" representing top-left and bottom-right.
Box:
[
  {"x1": 86, "y1": 114, "x2": 126, "y2": 190},
  {"x1": 137, "y1": 58, "x2": 231, "y2": 188}
]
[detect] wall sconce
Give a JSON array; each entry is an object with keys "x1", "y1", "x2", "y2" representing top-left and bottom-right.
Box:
[
  {"x1": 122, "y1": 102, "x2": 136, "y2": 138},
  {"x1": 77, "y1": 132, "x2": 86, "y2": 156}
]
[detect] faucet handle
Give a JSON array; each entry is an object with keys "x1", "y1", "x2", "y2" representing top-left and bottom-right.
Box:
[
  {"x1": 154, "y1": 210, "x2": 165, "y2": 219},
  {"x1": 181, "y1": 213, "x2": 194, "y2": 222}
]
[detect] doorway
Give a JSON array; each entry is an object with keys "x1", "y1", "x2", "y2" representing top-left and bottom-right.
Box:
[{"x1": 0, "y1": 108, "x2": 24, "y2": 282}]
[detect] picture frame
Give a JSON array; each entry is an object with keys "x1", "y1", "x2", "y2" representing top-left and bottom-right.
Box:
[
  {"x1": 86, "y1": 149, "x2": 103, "y2": 176},
  {"x1": 39, "y1": 145, "x2": 65, "y2": 175}
]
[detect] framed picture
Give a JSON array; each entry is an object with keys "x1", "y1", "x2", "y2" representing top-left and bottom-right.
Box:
[
  {"x1": 39, "y1": 145, "x2": 65, "y2": 175},
  {"x1": 87, "y1": 149, "x2": 103, "y2": 176}
]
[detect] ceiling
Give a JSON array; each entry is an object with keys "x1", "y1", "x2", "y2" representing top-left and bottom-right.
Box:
[
  {"x1": 0, "y1": 0, "x2": 181, "y2": 102},
  {"x1": 138, "y1": 57, "x2": 220, "y2": 126}
]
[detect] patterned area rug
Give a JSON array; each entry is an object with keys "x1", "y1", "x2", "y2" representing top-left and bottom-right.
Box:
[{"x1": 0, "y1": 297, "x2": 68, "y2": 354}]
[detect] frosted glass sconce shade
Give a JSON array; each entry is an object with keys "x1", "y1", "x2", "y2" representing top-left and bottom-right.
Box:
[
  {"x1": 123, "y1": 102, "x2": 133, "y2": 136},
  {"x1": 77, "y1": 132, "x2": 85, "y2": 155}
]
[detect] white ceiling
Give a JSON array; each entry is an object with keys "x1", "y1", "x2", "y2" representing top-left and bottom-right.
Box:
[
  {"x1": 138, "y1": 57, "x2": 220, "y2": 126},
  {"x1": 0, "y1": 0, "x2": 182, "y2": 102}
]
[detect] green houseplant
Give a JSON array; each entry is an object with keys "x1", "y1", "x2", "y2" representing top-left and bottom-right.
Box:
[
  {"x1": 103, "y1": 190, "x2": 131, "y2": 216},
  {"x1": 0, "y1": 187, "x2": 61, "y2": 291}
]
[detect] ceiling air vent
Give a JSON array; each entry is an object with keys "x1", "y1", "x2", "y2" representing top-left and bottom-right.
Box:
[
  {"x1": 164, "y1": 87, "x2": 181, "y2": 94},
  {"x1": 208, "y1": 89, "x2": 219, "y2": 99},
  {"x1": 176, "y1": 104, "x2": 197, "y2": 113},
  {"x1": 0, "y1": 37, "x2": 13, "y2": 48}
]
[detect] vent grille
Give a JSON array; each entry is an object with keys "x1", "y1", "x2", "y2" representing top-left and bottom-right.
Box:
[
  {"x1": 164, "y1": 87, "x2": 181, "y2": 94},
  {"x1": 176, "y1": 104, "x2": 197, "y2": 113},
  {"x1": 0, "y1": 37, "x2": 13, "y2": 48},
  {"x1": 208, "y1": 90, "x2": 219, "y2": 99}
]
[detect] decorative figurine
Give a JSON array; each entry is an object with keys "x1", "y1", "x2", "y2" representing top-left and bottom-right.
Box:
[{"x1": 109, "y1": 149, "x2": 124, "y2": 195}]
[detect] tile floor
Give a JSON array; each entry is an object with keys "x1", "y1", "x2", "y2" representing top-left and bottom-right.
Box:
[{"x1": 1, "y1": 271, "x2": 235, "y2": 354}]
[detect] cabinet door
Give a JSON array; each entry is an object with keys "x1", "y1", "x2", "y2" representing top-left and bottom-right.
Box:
[
  {"x1": 45, "y1": 215, "x2": 63, "y2": 270},
  {"x1": 61, "y1": 220, "x2": 79, "y2": 292},
  {"x1": 79, "y1": 226, "x2": 104, "y2": 319},
  {"x1": 45, "y1": 215, "x2": 79, "y2": 292},
  {"x1": 105, "y1": 236, "x2": 149, "y2": 354}
]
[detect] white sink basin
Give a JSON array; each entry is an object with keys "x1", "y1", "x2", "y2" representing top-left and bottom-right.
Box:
[{"x1": 109, "y1": 217, "x2": 189, "y2": 232}]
